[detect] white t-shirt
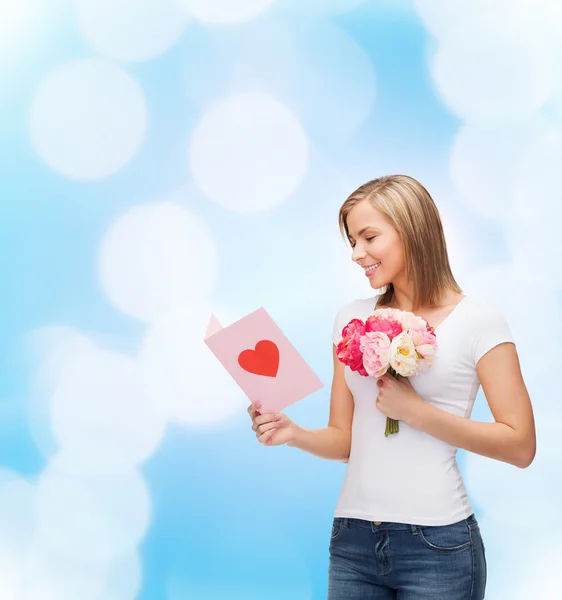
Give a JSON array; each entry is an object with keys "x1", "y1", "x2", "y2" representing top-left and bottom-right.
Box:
[{"x1": 331, "y1": 294, "x2": 515, "y2": 526}]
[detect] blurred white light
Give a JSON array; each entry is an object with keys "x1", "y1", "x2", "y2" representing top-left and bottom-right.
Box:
[
  {"x1": 0, "y1": 0, "x2": 37, "y2": 59},
  {"x1": 475, "y1": 510, "x2": 562, "y2": 598},
  {"x1": 0, "y1": 471, "x2": 35, "y2": 599},
  {"x1": 0, "y1": 470, "x2": 36, "y2": 557},
  {"x1": 280, "y1": 0, "x2": 368, "y2": 15},
  {"x1": 517, "y1": 0, "x2": 562, "y2": 40},
  {"x1": 24, "y1": 541, "x2": 108, "y2": 600},
  {"x1": 175, "y1": 0, "x2": 278, "y2": 25},
  {"x1": 181, "y1": 17, "x2": 298, "y2": 109},
  {"x1": 98, "y1": 552, "x2": 141, "y2": 600},
  {"x1": 414, "y1": 0, "x2": 524, "y2": 39},
  {"x1": 0, "y1": 0, "x2": 30, "y2": 35},
  {"x1": 289, "y1": 22, "x2": 377, "y2": 138},
  {"x1": 462, "y1": 262, "x2": 562, "y2": 381},
  {"x1": 35, "y1": 459, "x2": 151, "y2": 563},
  {"x1": 464, "y1": 451, "x2": 539, "y2": 511},
  {"x1": 511, "y1": 127, "x2": 562, "y2": 222},
  {"x1": 140, "y1": 303, "x2": 248, "y2": 425},
  {"x1": 504, "y1": 127, "x2": 562, "y2": 290},
  {"x1": 30, "y1": 59, "x2": 147, "y2": 180},
  {"x1": 49, "y1": 348, "x2": 167, "y2": 475},
  {"x1": 430, "y1": 18, "x2": 553, "y2": 123},
  {"x1": 509, "y1": 544, "x2": 562, "y2": 599},
  {"x1": 99, "y1": 201, "x2": 218, "y2": 322},
  {"x1": 189, "y1": 92, "x2": 309, "y2": 213},
  {"x1": 450, "y1": 117, "x2": 550, "y2": 220},
  {"x1": 26, "y1": 326, "x2": 98, "y2": 375},
  {"x1": 0, "y1": 550, "x2": 21, "y2": 600},
  {"x1": 74, "y1": 0, "x2": 189, "y2": 62},
  {"x1": 257, "y1": 225, "x2": 369, "y2": 321},
  {"x1": 23, "y1": 543, "x2": 141, "y2": 600},
  {"x1": 181, "y1": 21, "x2": 375, "y2": 141},
  {"x1": 26, "y1": 326, "x2": 98, "y2": 457},
  {"x1": 464, "y1": 453, "x2": 562, "y2": 561}
]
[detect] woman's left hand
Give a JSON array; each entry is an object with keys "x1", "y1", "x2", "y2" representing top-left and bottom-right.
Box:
[{"x1": 376, "y1": 373, "x2": 424, "y2": 423}]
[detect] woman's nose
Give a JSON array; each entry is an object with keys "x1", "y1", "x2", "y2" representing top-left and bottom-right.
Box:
[{"x1": 352, "y1": 246, "x2": 366, "y2": 263}]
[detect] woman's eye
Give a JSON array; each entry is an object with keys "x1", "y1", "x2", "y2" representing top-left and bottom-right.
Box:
[{"x1": 366, "y1": 236, "x2": 376, "y2": 242}]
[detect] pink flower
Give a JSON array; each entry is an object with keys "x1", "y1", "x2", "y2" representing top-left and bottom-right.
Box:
[
  {"x1": 366, "y1": 313, "x2": 403, "y2": 338},
  {"x1": 359, "y1": 331, "x2": 391, "y2": 377},
  {"x1": 336, "y1": 319, "x2": 368, "y2": 376},
  {"x1": 370, "y1": 307, "x2": 397, "y2": 320},
  {"x1": 410, "y1": 329, "x2": 438, "y2": 373},
  {"x1": 398, "y1": 311, "x2": 431, "y2": 334},
  {"x1": 341, "y1": 318, "x2": 366, "y2": 339}
]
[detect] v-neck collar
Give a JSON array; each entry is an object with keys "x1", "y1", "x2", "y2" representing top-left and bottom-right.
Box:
[
  {"x1": 433, "y1": 295, "x2": 469, "y2": 332},
  {"x1": 371, "y1": 294, "x2": 469, "y2": 332}
]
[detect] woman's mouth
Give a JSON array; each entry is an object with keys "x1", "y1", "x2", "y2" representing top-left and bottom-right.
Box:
[{"x1": 364, "y1": 262, "x2": 381, "y2": 277}]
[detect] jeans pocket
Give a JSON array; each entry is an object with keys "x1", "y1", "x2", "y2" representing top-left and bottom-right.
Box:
[
  {"x1": 416, "y1": 521, "x2": 472, "y2": 552},
  {"x1": 330, "y1": 518, "x2": 345, "y2": 542}
]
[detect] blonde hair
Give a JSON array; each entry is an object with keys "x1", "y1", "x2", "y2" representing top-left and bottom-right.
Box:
[{"x1": 338, "y1": 174, "x2": 463, "y2": 311}]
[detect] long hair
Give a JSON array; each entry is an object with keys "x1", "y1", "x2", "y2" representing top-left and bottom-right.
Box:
[{"x1": 338, "y1": 174, "x2": 463, "y2": 311}]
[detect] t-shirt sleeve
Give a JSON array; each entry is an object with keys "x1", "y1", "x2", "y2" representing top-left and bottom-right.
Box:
[
  {"x1": 471, "y1": 304, "x2": 515, "y2": 366},
  {"x1": 332, "y1": 305, "x2": 348, "y2": 346}
]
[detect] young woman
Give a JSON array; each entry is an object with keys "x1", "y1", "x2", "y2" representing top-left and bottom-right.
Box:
[{"x1": 247, "y1": 174, "x2": 536, "y2": 599}]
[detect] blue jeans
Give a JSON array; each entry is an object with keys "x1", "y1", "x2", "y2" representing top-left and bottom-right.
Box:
[{"x1": 328, "y1": 514, "x2": 486, "y2": 599}]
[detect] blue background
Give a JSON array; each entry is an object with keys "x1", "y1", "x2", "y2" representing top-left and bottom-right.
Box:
[{"x1": 0, "y1": 1, "x2": 559, "y2": 598}]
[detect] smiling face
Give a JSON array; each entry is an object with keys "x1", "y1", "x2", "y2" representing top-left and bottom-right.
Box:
[
  {"x1": 345, "y1": 199, "x2": 406, "y2": 289},
  {"x1": 339, "y1": 174, "x2": 464, "y2": 311}
]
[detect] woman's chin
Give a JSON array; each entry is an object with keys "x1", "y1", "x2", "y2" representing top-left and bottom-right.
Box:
[{"x1": 369, "y1": 276, "x2": 384, "y2": 287}]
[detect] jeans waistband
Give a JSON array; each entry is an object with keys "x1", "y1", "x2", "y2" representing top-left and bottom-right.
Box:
[{"x1": 339, "y1": 513, "x2": 476, "y2": 532}]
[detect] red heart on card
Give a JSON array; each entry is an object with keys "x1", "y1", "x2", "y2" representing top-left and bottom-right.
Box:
[{"x1": 238, "y1": 340, "x2": 279, "y2": 377}]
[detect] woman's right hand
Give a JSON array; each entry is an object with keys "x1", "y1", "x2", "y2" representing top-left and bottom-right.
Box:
[{"x1": 247, "y1": 401, "x2": 297, "y2": 447}]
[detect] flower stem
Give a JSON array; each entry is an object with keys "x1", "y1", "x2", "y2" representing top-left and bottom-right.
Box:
[{"x1": 384, "y1": 367, "x2": 401, "y2": 436}]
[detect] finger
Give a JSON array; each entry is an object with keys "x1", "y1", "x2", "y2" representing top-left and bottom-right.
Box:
[
  {"x1": 255, "y1": 419, "x2": 279, "y2": 436},
  {"x1": 251, "y1": 414, "x2": 271, "y2": 432},
  {"x1": 252, "y1": 412, "x2": 282, "y2": 431},
  {"x1": 254, "y1": 412, "x2": 279, "y2": 426},
  {"x1": 248, "y1": 402, "x2": 262, "y2": 419},
  {"x1": 258, "y1": 427, "x2": 277, "y2": 445}
]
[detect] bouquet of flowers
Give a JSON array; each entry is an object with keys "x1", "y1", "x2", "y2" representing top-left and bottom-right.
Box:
[{"x1": 336, "y1": 307, "x2": 438, "y2": 436}]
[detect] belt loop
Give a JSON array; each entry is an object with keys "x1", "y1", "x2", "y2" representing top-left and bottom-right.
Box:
[{"x1": 410, "y1": 523, "x2": 418, "y2": 535}]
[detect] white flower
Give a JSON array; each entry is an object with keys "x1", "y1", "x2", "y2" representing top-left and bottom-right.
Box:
[{"x1": 389, "y1": 331, "x2": 419, "y2": 377}]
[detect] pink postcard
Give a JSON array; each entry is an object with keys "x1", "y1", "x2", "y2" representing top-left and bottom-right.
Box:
[{"x1": 204, "y1": 307, "x2": 324, "y2": 414}]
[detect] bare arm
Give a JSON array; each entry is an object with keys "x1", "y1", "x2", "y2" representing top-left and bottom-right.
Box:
[
  {"x1": 287, "y1": 345, "x2": 354, "y2": 461},
  {"x1": 407, "y1": 342, "x2": 536, "y2": 469}
]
